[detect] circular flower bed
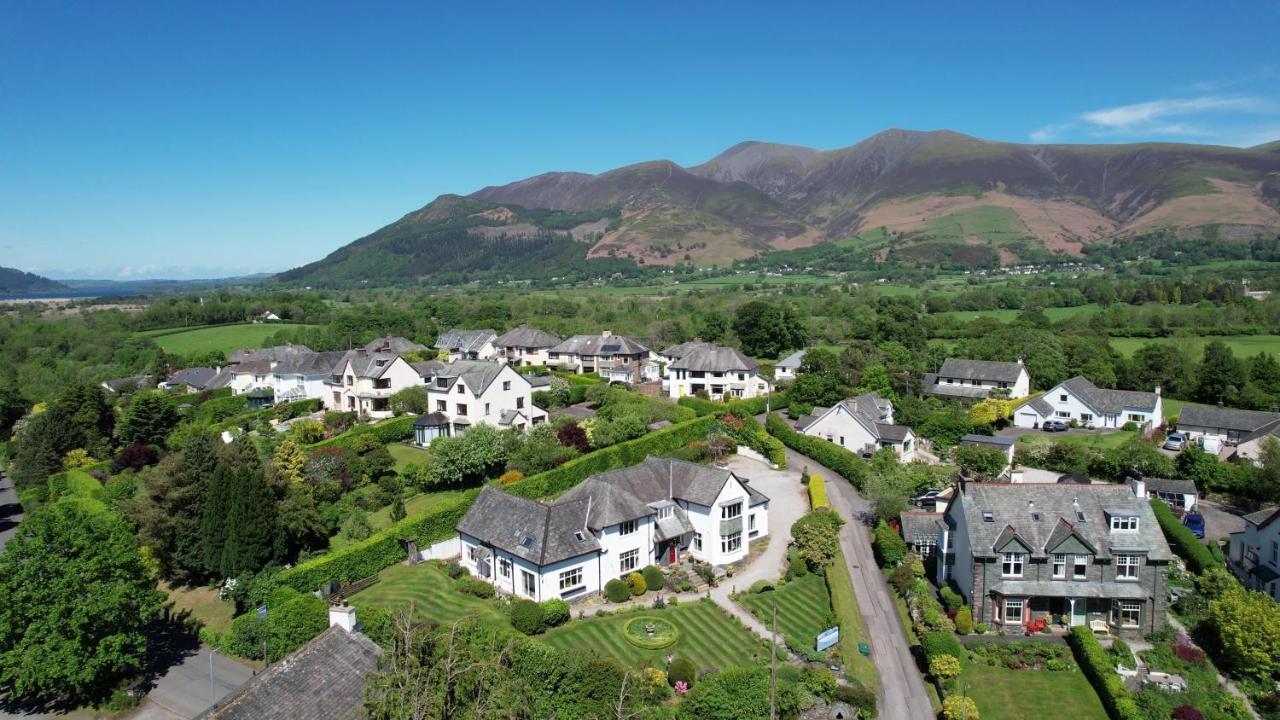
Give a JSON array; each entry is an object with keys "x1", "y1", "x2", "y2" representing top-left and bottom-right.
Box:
[{"x1": 623, "y1": 615, "x2": 680, "y2": 650}]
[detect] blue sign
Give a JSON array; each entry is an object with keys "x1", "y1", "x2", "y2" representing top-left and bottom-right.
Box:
[
  {"x1": 257, "y1": 605, "x2": 268, "y2": 620},
  {"x1": 815, "y1": 626, "x2": 839, "y2": 652}
]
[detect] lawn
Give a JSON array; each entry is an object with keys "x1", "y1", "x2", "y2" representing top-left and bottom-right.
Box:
[
  {"x1": 826, "y1": 551, "x2": 878, "y2": 689},
  {"x1": 348, "y1": 562, "x2": 509, "y2": 627},
  {"x1": 961, "y1": 663, "x2": 1108, "y2": 720},
  {"x1": 329, "y1": 489, "x2": 468, "y2": 550},
  {"x1": 387, "y1": 442, "x2": 431, "y2": 472},
  {"x1": 1016, "y1": 429, "x2": 1139, "y2": 450},
  {"x1": 738, "y1": 573, "x2": 831, "y2": 648},
  {"x1": 138, "y1": 323, "x2": 315, "y2": 356},
  {"x1": 933, "y1": 304, "x2": 1102, "y2": 323},
  {"x1": 541, "y1": 599, "x2": 771, "y2": 671},
  {"x1": 163, "y1": 582, "x2": 235, "y2": 634},
  {"x1": 1109, "y1": 334, "x2": 1280, "y2": 359}
]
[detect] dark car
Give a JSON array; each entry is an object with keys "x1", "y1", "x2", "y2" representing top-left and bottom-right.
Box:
[{"x1": 1041, "y1": 420, "x2": 1069, "y2": 432}]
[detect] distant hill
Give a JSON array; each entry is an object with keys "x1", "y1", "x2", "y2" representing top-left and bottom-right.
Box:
[
  {"x1": 280, "y1": 129, "x2": 1280, "y2": 284},
  {"x1": 0, "y1": 266, "x2": 67, "y2": 294}
]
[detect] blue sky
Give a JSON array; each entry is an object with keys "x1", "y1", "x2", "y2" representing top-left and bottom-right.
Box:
[{"x1": 2, "y1": 2, "x2": 1278, "y2": 279}]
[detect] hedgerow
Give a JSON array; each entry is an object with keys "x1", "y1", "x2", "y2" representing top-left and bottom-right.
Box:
[
  {"x1": 765, "y1": 413, "x2": 868, "y2": 489},
  {"x1": 307, "y1": 414, "x2": 416, "y2": 451},
  {"x1": 1150, "y1": 499, "x2": 1221, "y2": 573},
  {"x1": 677, "y1": 391, "x2": 788, "y2": 418},
  {"x1": 1068, "y1": 625, "x2": 1141, "y2": 720},
  {"x1": 719, "y1": 411, "x2": 786, "y2": 468},
  {"x1": 807, "y1": 474, "x2": 829, "y2": 510}
]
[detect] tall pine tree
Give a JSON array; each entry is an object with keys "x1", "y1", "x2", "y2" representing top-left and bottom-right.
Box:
[
  {"x1": 200, "y1": 464, "x2": 235, "y2": 576},
  {"x1": 221, "y1": 466, "x2": 278, "y2": 577},
  {"x1": 171, "y1": 432, "x2": 218, "y2": 581}
]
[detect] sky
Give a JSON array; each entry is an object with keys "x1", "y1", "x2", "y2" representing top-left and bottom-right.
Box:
[{"x1": 2, "y1": 2, "x2": 1279, "y2": 280}]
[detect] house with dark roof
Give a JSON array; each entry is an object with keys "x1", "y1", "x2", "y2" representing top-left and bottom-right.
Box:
[
  {"x1": 666, "y1": 343, "x2": 771, "y2": 401},
  {"x1": 494, "y1": 325, "x2": 563, "y2": 367},
  {"x1": 198, "y1": 610, "x2": 380, "y2": 720},
  {"x1": 434, "y1": 328, "x2": 498, "y2": 362},
  {"x1": 269, "y1": 350, "x2": 348, "y2": 402},
  {"x1": 456, "y1": 456, "x2": 769, "y2": 601},
  {"x1": 1236, "y1": 421, "x2": 1280, "y2": 466},
  {"x1": 923, "y1": 358, "x2": 1030, "y2": 401},
  {"x1": 1177, "y1": 405, "x2": 1280, "y2": 446},
  {"x1": 100, "y1": 373, "x2": 154, "y2": 394},
  {"x1": 1227, "y1": 506, "x2": 1280, "y2": 601},
  {"x1": 938, "y1": 481, "x2": 1172, "y2": 636},
  {"x1": 900, "y1": 511, "x2": 944, "y2": 557},
  {"x1": 658, "y1": 339, "x2": 717, "y2": 371},
  {"x1": 960, "y1": 433, "x2": 1017, "y2": 471},
  {"x1": 774, "y1": 349, "x2": 807, "y2": 382},
  {"x1": 161, "y1": 367, "x2": 222, "y2": 393},
  {"x1": 548, "y1": 331, "x2": 656, "y2": 383},
  {"x1": 1013, "y1": 376, "x2": 1163, "y2": 431},
  {"x1": 799, "y1": 392, "x2": 916, "y2": 463},
  {"x1": 323, "y1": 348, "x2": 423, "y2": 419},
  {"x1": 415, "y1": 359, "x2": 546, "y2": 445},
  {"x1": 1131, "y1": 476, "x2": 1198, "y2": 513},
  {"x1": 228, "y1": 343, "x2": 313, "y2": 365}
]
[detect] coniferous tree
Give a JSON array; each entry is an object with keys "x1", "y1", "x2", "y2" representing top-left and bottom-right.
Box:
[
  {"x1": 200, "y1": 464, "x2": 235, "y2": 576},
  {"x1": 171, "y1": 432, "x2": 218, "y2": 580},
  {"x1": 116, "y1": 391, "x2": 179, "y2": 447},
  {"x1": 221, "y1": 465, "x2": 278, "y2": 577}
]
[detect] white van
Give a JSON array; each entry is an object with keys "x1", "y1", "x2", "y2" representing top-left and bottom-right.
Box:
[{"x1": 1199, "y1": 435, "x2": 1223, "y2": 455}]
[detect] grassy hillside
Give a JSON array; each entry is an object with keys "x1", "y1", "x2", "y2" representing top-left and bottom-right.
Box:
[{"x1": 138, "y1": 323, "x2": 316, "y2": 355}]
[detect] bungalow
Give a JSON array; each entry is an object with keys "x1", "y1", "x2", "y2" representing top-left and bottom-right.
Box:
[
  {"x1": 774, "y1": 349, "x2": 807, "y2": 382},
  {"x1": 1013, "y1": 376, "x2": 1163, "y2": 432},
  {"x1": 923, "y1": 358, "x2": 1030, "y2": 401},
  {"x1": 1236, "y1": 423, "x2": 1280, "y2": 466},
  {"x1": 1227, "y1": 507, "x2": 1280, "y2": 601},
  {"x1": 161, "y1": 367, "x2": 221, "y2": 393},
  {"x1": 434, "y1": 329, "x2": 498, "y2": 362},
  {"x1": 799, "y1": 392, "x2": 916, "y2": 462},
  {"x1": 937, "y1": 481, "x2": 1172, "y2": 637},
  {"x1": 323, "y1": 349, "x2": 422, "y2": 419},
  {"x1": 456, "y1": 456, "x2": 769, "y2": 601},
  {"x1": 1177, "y1": 405, "x2": 1280, "y2": 446},
  {"x1": 549, "y1": 331, "x2": 656, "y2": 384},
  {"x1": 493, "y1": 325, "x2": 563, "y2": 367},
  {"x1": 414, "y1": 360, "x2": 546, "y2": 445},
  {"x1": 667, "y1": 344, "x2": 771, "y2": 401}
]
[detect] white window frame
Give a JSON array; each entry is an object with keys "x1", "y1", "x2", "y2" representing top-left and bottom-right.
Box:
[
  {"x1": 619, "y1": 549, "x2": 640, "y2": 574},
  {"x1": 721, "y1": 502, "x2": 742, "y2": 520},
  {"x1": 619, "y1": 519, "x2": 638, "y2": 536},
  {"x1": 1074, "y1": 554, "x2": 1089, "y2": 579},
  {"x1": 1117, "y1": 600, "x2": 1141, "y2": 627},
  {"x1": 692, "y1": 533, "x2": 702, "y2": 552},
  {"x1": 1110, "y1": 515, "x2": 1139, "y2": 531},
  {"x1": 1004, "y1": 598, "x2": 1024, "y2": 624},
  {"x1": 1116, "y1": 554, "x2": 1140, "y2": 580},
  {"x1": 521, "y1": 570, "x2": 536, "y2": 597},
  {"x1": 499, "y1": 558, "x2": 511, "y2": 578},
  {"x1": 559, "y1": 567, "x2": 583, "y2": 591},
  {"x1": 1052, "y1": 553, "x2": 1066, "y2": 579},
  {"x1": 1001, "y1": 552, "x2": 1025, "y2": 578},
  {"x1": 721, "y1": 531, "x2": 742, "y2": 554}
]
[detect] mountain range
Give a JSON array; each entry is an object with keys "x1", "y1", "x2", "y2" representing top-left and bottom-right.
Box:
[
  {"x1": 0, "y1": 266, "x2": 67, "y2": 295},
  {"x1": 280, "y1": 130, "x2": 1280, "y2": 284}
]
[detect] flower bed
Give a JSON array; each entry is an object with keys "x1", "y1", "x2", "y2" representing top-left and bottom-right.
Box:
[
  {"x1": 966, "y1": 639, "x2": 1073, "y2": 671},
  {"x1": 623, "y1": 615, "x2": 680, "y2": 650}
]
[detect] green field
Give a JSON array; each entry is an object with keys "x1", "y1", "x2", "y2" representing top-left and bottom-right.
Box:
[
  {"x1": 541, "y1": 600, "x2": 770, "y2": 671},
  {"x1": 961, "y1": 663, "x2": 1107, "y2": 720},
  {"x1": 934, "y1": 304, "x2": 1102, "y2": 323},
  {"x1": 330, "y1": 489, "x2": 466, "y2": 550},
  {"x1": 387, "y1": 442, "x2": 432, "y2": 471},
  {"x1": 919, "y1": 206, "x2": 1027, "y2": 243},
  {"x1": 138, "y1": 323, "x2": 315, "y2": 355},
  {"x1": 1109, "y1": 334, "x2": 1280, "y2": 359},
  {"x1": 349, "y1": 562, "x2": 509, "y2": 626},
  {"x1": 738, "y1": 574, "x2": 831, "y2": 647}
]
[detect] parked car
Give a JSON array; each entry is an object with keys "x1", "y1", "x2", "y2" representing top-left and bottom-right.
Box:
[
  {"x1": 1163, "y1": 432, "x2": 1186, "y2": 451},
  {"x1": 914, "y1": 489, "x2": 944, "y2": 507},
  {"x1": 1041, "y1": 420, "x2": 1068, "y2": 432},
  {"x1": 1183, "y1": 512, "x2": 1205, "y2": 539}
]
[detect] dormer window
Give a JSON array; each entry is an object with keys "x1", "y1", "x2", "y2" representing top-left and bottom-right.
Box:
[
  {"x1": 1110, "y1": 515, "x2": 1139, "y2": 531},
  {"x1": 659, "y1": 506, "x2": 672, "y2": 519},
  {"x1": 436, "y1": 378, "x2": 448, "y2": 388},
  {"x1": 1001, "y1": 552, "x2": 1025, "y2": 577},
  {"x1": 982, "y1": 512, "x2": 994, "y2": 523}
]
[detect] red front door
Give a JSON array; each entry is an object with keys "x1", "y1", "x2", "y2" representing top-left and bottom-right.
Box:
[{"x1": 669, "y1": 545, "x2": 676, "y2": 563}]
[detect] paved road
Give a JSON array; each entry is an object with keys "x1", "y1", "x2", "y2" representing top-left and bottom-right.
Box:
[
  {"x1": 129, "y1": 646, "x2": 254, "y2": 720},
  {"x1": 786, "y1": 447, "x2": 936, "y2": 720},
  {"x1": 0, "y1": 469, "x2": 23, "y2": 555}
]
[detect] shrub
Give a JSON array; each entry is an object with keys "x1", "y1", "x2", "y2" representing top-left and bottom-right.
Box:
[
  {"x1": 800, "y1": 666, "x2": 837, "y2": 701},
  {"x1": 940, "y1": 586, "x2": 964, "y2": 612},
  {"x1": 974, "y1": 623, "x2": 988, "y2": 634},
  {"x1": 792, "y1": 510, "x2": 844, "y2": 570},
  {"x1": 872, "y1": 519, "x2": 907, "y2": 567},
  {"x1": 785, "y1": 548, "x2": 808, "y2": 580},
  {"x1": 667, "y1": 658, "x2": 696, "y2": 689},
  {"x1": 765, "y1": 413, "x2": 868, "y2": 489},
  {"x1": 1068, "y1": 625, "x2": 1141, "y2": 720},
  {"x1": 889, "y1": 564, "x2": 915, "y2": 596},
  {"x1": 922, "y1": 632, "x2": 967, "y2": 666},
  {"x1": 749, "y1": 579, "x2": 775, "y2": 594},
  {"x1": 832, "y1": 683, "x2": 877, "y2": 718},
  {"x1": 1109, "y1": 638, "x2": 1136, "y2": 667},
  {"x1": 954, "y1": 607, "x2": 973, "y2": 635},
  {"x1": 642, "y1": 565, "x2": 664, "y2": 592},
  {"x1": 1172, "y1": 707, "x2": 1204, "y2": 720},
  {"x1": 930, "y1": 654, "x2": 962, "y2": 680},
  {"x1": 807, "y1": 474, "x2": 829, "y2": 510},
  {"x1": 498, "y1": 469, "x2": 524, "y2": 486},
  {"x1": 627, "y1": 571, "x2": 647, "y2": 596},
  {"x1": 605, "y1": 578, "x2": 631, "y2": 603},
  {"x1": 444, "y1": 561, "x2": 466, "y2": 579},
  {"x1": 539, "y1": 599, "x2": 570, "y2": 629},
  {"x1": 1150, "y1": 499, "x2": 1221, "y2": 573},
  {"x1": 110, "y1": 443, "x2": 159, "y2": 473},
  {"x1": 1172, "y1": 643, "x2": 1206, "y2": 665},
  {"x1": 943, "y1": 695, "x2": 978, "y2": 720},
  {"x1": 456, "y1": 576, "x2": 495, "y2": 599},
  {"x1": 510, "y1": 599, "x2": 543, "y2": 635}
]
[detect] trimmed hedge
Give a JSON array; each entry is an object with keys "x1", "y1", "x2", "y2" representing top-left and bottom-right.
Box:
[
  {"x1": 921, "y1": 631, "x2": 967, "y2": 667},
  {"x1": 307, "y1": 414, "x2": 417, "y2": 450},
  {"x1": 677, "y1": 391, "x2": 789, "y2": 418},
  {"x1": 1150, "y1": 499, "x2": 1221, "y2": 573},
  {"x1": 807, "y1": 474, "x2": 829, "y2": 510},
  {"x1": 721, "y1": 411, "x2": 786, "y2": 468},
  {"x1": 765, "y1": 413, "x2": 868, "y2": 489},
  {"x1": 277, "y1": 488, "x2": 479, "y2": 592},
  {"x1": 505, "y1": 415, "x2": 716, "y2": 500},
  {"x1": 1068, "y1": 625, "x2": 1141, "y2": 720}
]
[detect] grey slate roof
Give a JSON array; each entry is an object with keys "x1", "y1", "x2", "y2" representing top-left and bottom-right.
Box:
[
  {"x1": 668, "y1": 344, "x2": 758, "y2": 373},
  {"x1": 199, "y1": 626, "x2": 380, "y2": 720},
  {"x1": 988, "y1": 579, "x2": 1149, "y2": 600},
  {"x1": 1178, "y1": 405, "x2": 1280, "y2": 433},
  {"x1": 660, "y1": 340, "x2": 717, "y2": 359},
  {"x1": 951, "y1": 482, "x2": 1172, "y2": 561},
  {"x1": 550, "y1": 333, "x2": 651, "y2": 357},
  {"x1": 457, "y1": 486, "x2": 601, "y2": 565},
  {"x1": 364, "y1": 335, "x2": 427, "y2": 354},
  {"x1": 899, "y1": 511, "x2": 944, "y2": 543},
  {"x1": 1242, "y1": 419, "x2": 1280, "y2": 444},
  {"x1": 101, "y1": 374, "x2": 153, "y2": 393},
  {"x1": 936, "y1": 358, "x2": 1025, "y2": 383},
  {"x1": 336, "y1": 349, "x2": 403, "y2": 380},
  {"x1": 229, "y1": 344, "x2": 313, "y2": 365},
  {"x1": 434, "y1": 328, "x2": 496, "y2": 353},
  {"x1": 272, "y1": 351, "x2": 347, "y2": 376},
  {"x1": 923, "y1": 375, "x2": 997, "y2": 399},
  {"x1": 800, "y1": 392, "x2": 912, "y2": 442},
  {"x1": 205, "y1": 367, "x2": 234, "y2": 390},
  {"x1": 167, "y1": 367, "x2": 218, "y2": 389},
  {"x1": 410, "y1": 359, "x2": 443, "y2": 378},
  {"x1": 429, "y1": 359, "x2": 509, "y2": 396},
  {"x1": 526, "y1": 374, "x2": 555, "y2": 388},
  {"x1": 776, "y1": 349, "x2": 807, "y2": 370},
  {"x1": 961, "y1": 434, "x2": 1016, "y2": 448},
  {"x1": 1144, "y1": 477, "x2": 1197, "y2": 496},
  {"x1": 1243, "y1": 507, "x2": 1280, "y2": 528},
  {"x1": 1061, "y1": 376, "x2": 1159, "y2": 413},
  {"x1": 495, "y1": 325, "x2": 562, "y2": 349},
  {"x1": 555, "y1": 456, "x2": 765, "y2": 526}
]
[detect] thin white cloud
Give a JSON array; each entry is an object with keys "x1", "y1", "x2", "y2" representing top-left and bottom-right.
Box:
[
  {"x1": 1029, "y1": 122, "x2": 1075, "y2": 143},
  {"x1": 1082, "y1": 96, "x2": 1261, "y2": 129}
]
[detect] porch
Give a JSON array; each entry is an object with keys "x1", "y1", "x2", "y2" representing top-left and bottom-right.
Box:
[{"x1": 988, "y1": 590, "x2": 1149, "y2": 637}]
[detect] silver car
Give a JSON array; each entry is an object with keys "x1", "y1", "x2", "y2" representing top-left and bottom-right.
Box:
[{"x1": 1163, "y1": 433, "x2": 1185, "y2": 451}]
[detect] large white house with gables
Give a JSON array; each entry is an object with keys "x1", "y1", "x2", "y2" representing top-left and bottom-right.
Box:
[
  {"x1": 434, "y1": 329, "x2": 498, "y2": 362},
  {"x1": 455, "y1": 457, "x2": 770, "y2": 601},
  {"x1": 323, "y1": 349, "x2": 422, "y2": 420},
  {"x1": 413, "y1": 360, "x2": 546, "y2": 445},
  {"x1": 493, "y1": 325, "x2": 563, "y2": 367},
  {"x1": 1013, "y1": 376, "x2": 1163, "y2": 431}
]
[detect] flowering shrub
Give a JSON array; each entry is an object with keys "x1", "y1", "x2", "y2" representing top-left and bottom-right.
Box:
[
  {"x1": 1171, "y1": 706, "x2": 1204, "y2": 720},
  {"x1": 1172, "y1": 643, "x2": 1206, "y2": 666},
  {"x1": 673, "y1": 680, "x2": 689, "y2": 695}
]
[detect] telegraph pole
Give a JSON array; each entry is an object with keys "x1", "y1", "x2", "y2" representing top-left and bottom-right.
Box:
[{"x1": 770, "y1": 603, "x2": 778, "y2": 720}]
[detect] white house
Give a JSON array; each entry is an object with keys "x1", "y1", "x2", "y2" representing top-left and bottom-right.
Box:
[
  {"x1": 493, "y1": 325, "x2": 563, "y2": 367},
  {"x1": 666, "y1": 344, "x2": 771, "y2": 401},
  {"x1": 323, "y1": 349, "x2": 423, "y2": 419},
  {"x1": 548, "y1": 331, "x2": 655, "y2": 383},
  {"x1": 658, "y1": 339, "x2": 716, "y2": 377},
  {"x1": 1236, "y1": 425, "x2": 1280, "y2": 466},
  {"x1": 1129, "y1": 476, "x2": 1199, "y2": 513},
  {"x1": 1228, "y1": 507, "x2": 1280, "y2": 601},
  {"x1": 923, "y1": 358, "x2": 1031, "y2": 401},
  {"x1": 774, "y1": 349, "x2": 807, "y2": 382},
  {"x1": 1177, "y1": 406, "x2": 1280, "y2": 446},
  {"x1": 456, "y1": 456, "x2": 770, "y2": 601},
  {"x1": 268, "y1": 351, "x2": 348, "y2": 402},
  {"x1": 413, "y1": 360, "x2": 546, "y2": 445},
  {"x1": 434, "y1": 329, "x2": 498, "y2": 362},
  {"x1": 800, "y1": 392, "x2": 916, "y2": 462},
  {"x1": 1013, "y1": 376, "x2": 1163, "y2": 431}
]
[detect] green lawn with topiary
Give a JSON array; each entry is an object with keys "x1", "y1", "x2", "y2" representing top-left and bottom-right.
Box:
[
  {"x1": 540, "y1": 600, "x2": 771, "y2": 671},
  {"x1": 348, "y1": 561, "x2": 509, "y2": 627}
]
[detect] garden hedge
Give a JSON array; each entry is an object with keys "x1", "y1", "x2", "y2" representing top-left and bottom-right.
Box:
[
  {"x1": 307, "y1": 414, "x2": 417, "y2": 451},
  {"x1": 921, "y1": 631, "x2": 967, "y2": 667},
  {"x1": 807, "y1": 474, "x2": 829, "y2": 510},
  {"x1": 1150, "y1": 499, "x2": 1222, "y2": 573},
  {"x1": 721, "y1": 411, "x2": 787, "y2": 468},
  {"x1": 1067, "y1": 625, "x2": 1141, "y2": 720},
  {"x1": 765, "y1": 413, "x2": 868, "y2": 489},
  {"x1": 677, "y1": 391, "x2": 789, "y2": 418}
]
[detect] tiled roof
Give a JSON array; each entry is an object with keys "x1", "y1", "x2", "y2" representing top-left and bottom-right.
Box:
[
  {"x1": 557, "y1": 457, "x2": 761, "y2": 525},
  {"x1": 167, "y1": 367, "x2": 218, "y2": 389},
  {"x1": 272, "y1": 351, "x2": 347, "y2": 376},
  {"x1": 199, "y1": 626, "x2": 380, "y2": 720},
  {"x1": 775, "y1": 349, "x2": 807, "y2": 370},
  {"x1": 899, "y1": 511, "x2": 944, "y2": 543},
  {"x1": 668, "y1": 344, "x2": 758, "y2": 372},
  {"x1": 434, "y1": 329, "x2": 497, "y2": 353},
  {"x1": 494, "y1": 325, "x2": 562, "y2": 349},
  {"x1": 550, "y1": 333, "x2": 651, "y2": 357},
  {"x1": 336, "y1": 350, "x2": 403, "y2": 380},
  {"x1": 800, "y1": 392, "x2": 912, "y2": 442},
  {"x1": 937, "y1": 358, "x2": 1025, "y2": 383},
  {"x1": 1243, "y1": 506, "x2": 1280, "y2": 528},
  {"x1": 1143, "y1": 477, "x2": 1197, "y2": 496},
  {"x1": 428, "y1": 360, "x2": 509, "y2": 396},
  {"x1": 410, "y1": 360, "x2": 443, "y2": 378},
  {"x1": 659, "y1": 340, "x2": 718, "y2": 359},
  {"x1": 923, "y1": 375, "x2": 997, "y2": 399},
  {"x1": 363, "y1": 336, "x2": 427, "y2": 354},
  {"x1": 229, "y1": 344, "x2": 313, "y2": 365},
  {"x1": 1178, "y1": 405, "x2": 1280, "y2": 433},
  {"x1": 961, "y1": 434, "x2": 1016, "y2": 448},
  {"x1": 1061, "y1": 376, "x2": 1159, "y2": 413}
]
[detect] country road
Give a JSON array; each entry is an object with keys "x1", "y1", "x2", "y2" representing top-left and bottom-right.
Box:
[
  {"x1": 0, "y1": 469, "x2": 23, "y2": 555},
  {"x1": 784, "y1": 447, "x2": 936, "y2": 720}
]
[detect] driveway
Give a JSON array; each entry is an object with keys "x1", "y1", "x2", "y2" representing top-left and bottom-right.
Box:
[
  {"x1": 787, "y1": 447, "x2": 936, "y2": 720},
  {"x1": 129, "y1": 646, "x2": 254, "y2": 720},
  {"x1": 1198, "y1": 498, "x2": 1247, "y2": 544},
  {"x1": 0, "y1": 470, "x2": 23, "y2": 555}
]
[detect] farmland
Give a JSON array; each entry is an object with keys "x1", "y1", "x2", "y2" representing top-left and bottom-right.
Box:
[
  {"x1": 137, "y1": 323, "x2": 316, "y2": 355},
  {"x1": 1108, "y1": 334, "x2": 1280, "y2": 359}
]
